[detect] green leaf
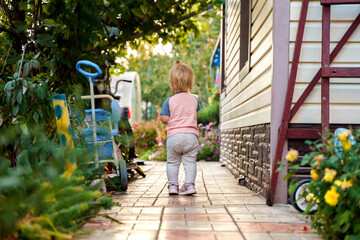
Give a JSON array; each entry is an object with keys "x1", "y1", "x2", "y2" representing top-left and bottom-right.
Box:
[
  {"x1": 289, "y1": 164, "x2": 300, "y2": 170},
  {"x1": 33, "y1": 111, "x2": 39, "y2": 122},
  {"x1": 43, "y1": 18, "x2": 60, "y2": 27},
  {"x1": 33, "y1": 53, "x2": 40, "y2": 60},
  {"x1": 288, "y1": 183, "x2": 298, "y2": 194},
  {"x1": 276, "y1": 163, "x2": 285, "y2": 172},
  {"x1": 140, "y1": 5, "x2": 148, "y2": 14},
  {"x1": 13, "y1": 104, "x2": 20, "y2": 116},
  {"x1": 4, "y1": 80, "x2": 15, "y2": 92},
  {"x1": 36, "y1": 86, "x2": 45, "y2": 99},
  {"x1": 36, "y1": 34, "x2": 55, "y2": 47},
  {"x1": 131, "y1": 8, "x2": 144, "y2": 18},
  {"x1": 14, "y1": 21, "x2": 29, "y2": 33},
  {"x1": 18, "y1": 1, "x2": 28, "y2": 11},
  {"x1": 17, "y1": 91, "x2": 23, "y2": 105},
  {"x1": 283, "y1": 172, "x2": 294, "y2": 181},
  {"x1": 37, "y1": 109, "x2": 43, "y2": 119},
  {"x1": 23, "y1": 62, "x2": 30, "y2": 77},
  {"x1": 345, "y1": 235, "x2": 360, "y2": 240}
]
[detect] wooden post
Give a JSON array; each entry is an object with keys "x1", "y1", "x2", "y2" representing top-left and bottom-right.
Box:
[{"x1": 321, "y1": 5, "x2": 331, "y2": 135}]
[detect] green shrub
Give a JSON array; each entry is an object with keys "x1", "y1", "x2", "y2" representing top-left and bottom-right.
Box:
[
  {"x1": 281, "y1": 129, "x2": 360, "y2": 240},
  {"x1": 198, "y1": 101, "x2": 219, "y2": 126},
  {"x1": 0, "y1": 125, "x2": 114, "y2": 239},
  {"x1": 132, "y1": 120, "x2": 158, "y2": 154}
]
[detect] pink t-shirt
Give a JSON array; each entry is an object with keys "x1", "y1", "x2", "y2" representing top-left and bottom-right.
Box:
[{"x1": 160, "y1": 92, "x2": 200, "y2": 138}]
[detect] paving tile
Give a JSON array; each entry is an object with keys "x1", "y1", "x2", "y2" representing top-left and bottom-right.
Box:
[
  {"x1": 204, "y1": 207, "x2": 227, "y2": 214},
  {"x1": 79, "y1": 161, "x2": 322, "y2": 240},
  {"x1": 242, "y1": 232, "x2": 273, "y2": 240},
  {"x1": 214, "y1": 232, "x2": 245, "y2": 240},
  {"x1": 133, "y1": 221, "x2": 160, "y2": 230},
  {"x1": 162, "y1": 213, "x2": 186, "y2": 221},
  {"x1": 185, "y1": 213, "x2": 209, "y2": 221},
  {"x1": 232, "y1": 213, "x2": 256, "y2": 222},
  {"x1": 158, "y1": 230, "x2": 216, "y2": 240},
  {"x1": 127, "y1": 230, "x2": 158, "y2": 240},
  {"x1": 211, "y1": 222, "x2": 239, "y2": 232}
]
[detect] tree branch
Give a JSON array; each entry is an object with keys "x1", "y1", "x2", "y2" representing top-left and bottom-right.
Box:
[
  {"x1": 117, "y1": 2, "x2": 213, "y2": 45},
  {"x1": 0, "y1": 0, "x2": 14, "y2": 27},
  {"x1": 0, "y1": 26, "x2": 28, "y2": 42}
]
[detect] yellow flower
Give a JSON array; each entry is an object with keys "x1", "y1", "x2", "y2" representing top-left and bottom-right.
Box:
[
  {"x1": 341, "y1": 178, "x2": 353, "y2": 190},
  {"x1": 338, "y1": 130, "x2": 350, "y2": 141},
  {"x1": 305, "y1": 193, "x2": 320, "y2": 203},
  {"x1": 311, "y1": 169, "x2": 319, "y2": 181},
  {"x1": 286, "y1": 149, "x2": 298, "y2": 162},
  {"x1": 334, "y1": 180, "x2": 343, "y2": 187},
  {"x1": 313, "y1": 154, "x2": 323, "y2": 168},
  {"x1": 324, "y1": 186, "x2": 340, "y2": 207},
  {"x1": 342, "y1": 140, "x2": 352, "y2": 151},
  {"x1": 305, "y1": 193, "x2": 315, "y2": 202},
  {"x1": 323, "y1": 168, "x2": 337, "y2": 182}
]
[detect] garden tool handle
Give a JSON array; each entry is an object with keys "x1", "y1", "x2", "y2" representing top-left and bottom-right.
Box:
[{"x1": 76, "y1": 60, "x2": 102, "y2": 83}]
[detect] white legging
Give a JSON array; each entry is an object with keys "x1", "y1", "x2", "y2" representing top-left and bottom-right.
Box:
[{"x1": 166, "y1": 133, "x2": 199, "y2": 185}]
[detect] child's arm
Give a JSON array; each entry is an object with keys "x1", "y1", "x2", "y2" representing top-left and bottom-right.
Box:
[{"x1": 160, "y1": 115, "x2": 169, "y2": 124}]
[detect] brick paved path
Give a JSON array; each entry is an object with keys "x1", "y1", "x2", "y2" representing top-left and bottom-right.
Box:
[{"x1": 80, "y1": 161, "x2": 322, "y2": 240}]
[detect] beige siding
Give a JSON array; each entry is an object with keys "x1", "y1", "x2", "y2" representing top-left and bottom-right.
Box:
[
  {"x1": 221, "y1": 0, "x2": 273, "y2": 130},
  {"x1": 290, "y1": 0, "x2": 360, "y2": 124}
]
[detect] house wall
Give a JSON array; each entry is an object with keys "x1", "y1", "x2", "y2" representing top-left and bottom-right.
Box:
[
  {"x1": 290, "y1": 1, "x2": 360, "y2": 124},
  {"x1": 220, "y1": 0, "x2": 273, "y2": 196}
]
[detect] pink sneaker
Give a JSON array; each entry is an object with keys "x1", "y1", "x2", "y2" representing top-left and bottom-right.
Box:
[
  {"x1": 168, "y1": 184, "x2": 179, "y2": 195},
  {"x1": 178, "y1": 183, "x2": 197, "y2": 195}
]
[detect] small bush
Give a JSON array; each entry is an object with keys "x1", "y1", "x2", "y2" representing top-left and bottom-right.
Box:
[
  {"x1": 198, "y1": 101, "x2": 219, "y2": 126},
  {"x1": 197, "y1": 123, "x2": 219, "y2": 161},
  {"x1": 132, "y1": 120, "x2": 158, "y2": 154},
  {"x1": 282, "y1": 128, "x2": 360, "y2": 240}
]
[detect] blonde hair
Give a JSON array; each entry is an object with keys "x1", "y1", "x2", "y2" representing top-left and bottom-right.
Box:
[{"x1": 169, "y1": 60, "x2": 194, "y2": 93}]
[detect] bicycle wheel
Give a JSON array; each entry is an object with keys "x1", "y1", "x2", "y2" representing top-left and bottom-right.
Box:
[{"x1": 291, "y1": 179, "x2": 317, "y2": 213}]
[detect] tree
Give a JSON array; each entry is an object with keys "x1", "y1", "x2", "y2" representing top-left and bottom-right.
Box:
[
  {"x1": 0, "y1": 0, "x2": 218, "y2": 93},
  {"x1": 125, "y1": 10, "x2": 220, "y2": 117}
]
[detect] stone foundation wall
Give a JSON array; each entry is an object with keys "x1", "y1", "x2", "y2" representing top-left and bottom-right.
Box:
[{"x1": 220, "y1": 124, "x2": 271, "y2": 197}]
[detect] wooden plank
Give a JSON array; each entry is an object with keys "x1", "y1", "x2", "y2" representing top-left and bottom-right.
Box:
[
  {"x1": 252, "y1": 0, "x2": 266, "y2": 24},
  {"x1": 250, "y1": 32, "x2": 273, "y2": 67},
  {"x1": 290, "y1": 104, "x2": 360, "y2": 124},
  {"x1": 294, "y1": 64, "x2": 360, "y2": 84},
  {"x1": 289, "y1": 43, "x2": 360, "y2": 63},
  {"x1": 290, "y1": 2, "x2": 360, "y2": 21},
  {"x1": 223, "y1": 74, "x2": 271, "y2": 115},
  {"x1": 293, "y1": 84, "x2": 360, "y2": 104},
  {"x1": 252, "y1": 0, "x2": 273, "y2": 38},
  {"x1": 221, "y1": 88, "x2": 272, "y2": 122},
  {"x1": 220, "y1": 106, "x2": 271, "y2": 129},
  {"x1": 224, "y1": 50, "x2": 272, "y2": 106},
  {"x1": 287, "y1": 128, "x2": 322, "y2": 139},
  {"x1": 322, "y1": 67, "x2": 360, "y2": 77},
  {"x1": 289, "y1": 22, "x2": 360, "y2": 43},
  {"x1": 321, "y1": 5, "x2": 331, "y2": 133},
  {"x1": 251, "y1": 12, "x2": 273, "y2": 53},
  {"x1": 321, "y1": 0, "x2": 360, "y2": 4},
  {"x1": 290, "y1": 13, "x2": 360, "y2": 121}
]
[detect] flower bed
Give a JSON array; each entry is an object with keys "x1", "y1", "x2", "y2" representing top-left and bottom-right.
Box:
[{"x1": 280, "y1": 128, "x2": 360, "y2": 240}]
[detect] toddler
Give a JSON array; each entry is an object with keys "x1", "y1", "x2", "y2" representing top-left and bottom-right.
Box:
[{"x1": 160, "y1": 60, "x2": 200, "y2": 195}]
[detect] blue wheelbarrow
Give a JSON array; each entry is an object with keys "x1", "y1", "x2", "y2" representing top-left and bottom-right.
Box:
[{"x1": 76, "y1": 60, "x2": 128, "y2": 191}]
